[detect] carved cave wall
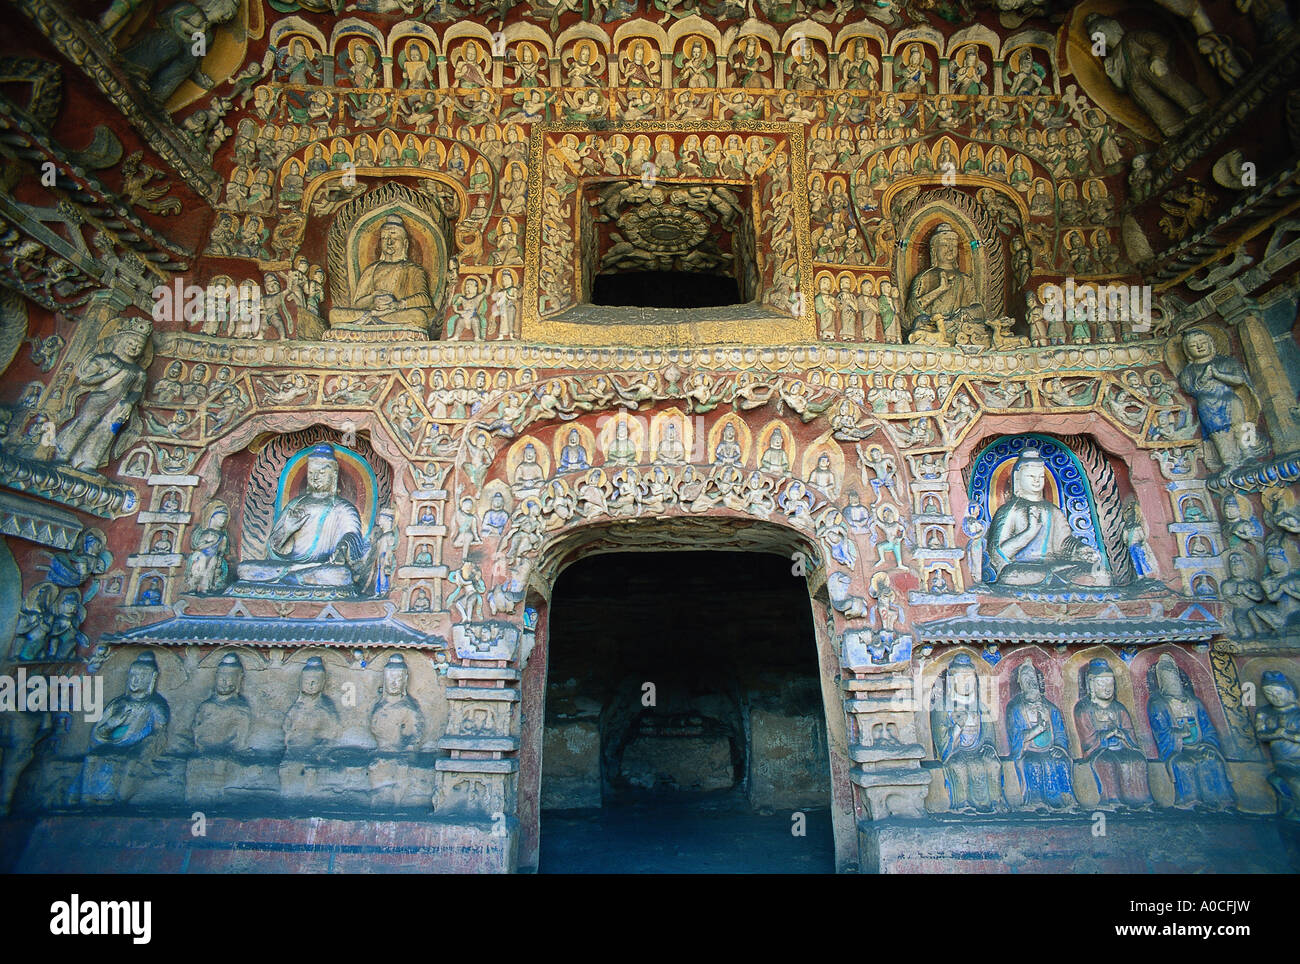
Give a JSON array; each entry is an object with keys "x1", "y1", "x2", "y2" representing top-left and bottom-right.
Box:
[{"x1": 1, "y1": 0, "x2": 1299, "y2": 873}]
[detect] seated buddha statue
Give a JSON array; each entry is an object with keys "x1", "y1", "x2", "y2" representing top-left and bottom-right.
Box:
[
  {"x1": 759, "y1": 428, "x2": 791, "y2": 475},
  {"x1": 985, "y1": 447, "x2": 1109, "y2": 588},
  {"x1": 236, "y1": 445, "x2": 372, "y2": 591},
  {"x1": 329, "y1": 214, "x2": 437, "y2": 338},
  {"x1": 904, "y1": 222, "x2": 983, "y2": 338},
  {"x1": 77, "y1": 651, "x2": 170, "y2": 804},
  {"x1": 369, "y1": 654, "x2": 426, "y2": 752},
  {"x1": 89, "y1": 651, "x2": 170, "y2": 756},
  {"x1": 931, "y1": 654, "x2": 1006, "y2": 812}
]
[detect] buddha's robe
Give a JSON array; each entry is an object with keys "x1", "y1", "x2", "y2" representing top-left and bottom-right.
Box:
[{"x1": 332, "y1": 260, "x2": 433, "y2": 331}]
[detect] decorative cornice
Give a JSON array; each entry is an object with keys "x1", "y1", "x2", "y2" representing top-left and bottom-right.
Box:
[
  {"x1": 102, "y1": 608, "x2": 446, "y2": 648},
  {"x1": 1206, "y1": 450, "x2": 1300, "y2": 493},
  {"x1": 914, "y1": 610, "x2": 1221, "y2": 646},
  {"x1": 0, "y1": 447, "x2": 138, "y2": 518},
  {"x1": 0, "y1": 489, "x2": 85, "y2": 548},
  {"x1": 153, "y1": 330, "x2": 1168, "y2": 375}
]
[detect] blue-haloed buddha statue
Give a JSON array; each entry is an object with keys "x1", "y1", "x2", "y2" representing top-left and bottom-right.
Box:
[
  {"x1": 985, "y1": 447, "x2": 1109, "y2": 588},
  {"x1": 237, "y1": 445, "x2": 371, "y2": 591}
]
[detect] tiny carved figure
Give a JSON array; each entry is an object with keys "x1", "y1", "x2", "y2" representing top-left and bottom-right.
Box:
[
  {"x1": 447, "y1": 561, "x2": 486, "y2": 620},
  {"x1": 759, "y1": 428, "x2": 791, "y2": 475},
  {"x1": 452, "y1": 497, "x2": 481, "y2": 554},
  {"x1": 511, "y1": 443, "x2": 545, "y2": 494},
  {"x1": 962, "y1": 504, "x2": 987, "y2": 585},
  {"x1": 871, "y1": 504, "x2": 907, "y2": 569},
  {"x1": 183, "y1": 502, "x2": 230, "y2": 594},
  {"x1": 558, "y1": 428, "x2": 590, "y2": 472},
  {"x1": 367, "y1": 508, "x2": 397, "y2": 596},
  {"x1": 894, "y1": 43, "x2": 932, "y2": 94},
  {"x1": 45, "y1": 588, "x2": 87, "y2": 659},
  {"x1": 714, "y1": 423, "x2": 743, "y2": 466},
  {"x1": 11, "y1": 584, "x2": 57, "y2": 660},
  {"x1": 656, "y1": 422, "x2": 686, "y2": 464},
  {"x1": 605, "y1": 419, "x2": 638, "y2": 466},
  {"x1": 482, "y1": 492, "x2": 510, "y2": 535},
  {"x1": 807, "y1": 453, "x2": 837, "y2": 496},
  {"x1": 843, "y1": 489, "x2": 871, "y2": 533},
  {"x1": 1262, "y1": 545, "x2": 1300, "y2": 627},
  {"x1": 1221, "y1": 552, "x2": 1280, "y2": 638},
  {"x1": 120, "y1": 0, "x2": 237, "y2": 102},
  {"x1": 1221, "y1": 493, "x2": 1264, "y2": 549},
  {"x1": 1121, "y1": 497, "x2": 1159, "y2": 579},
  {"x1": 46, "y1": 527, "x2": 112, "y2": 595}
]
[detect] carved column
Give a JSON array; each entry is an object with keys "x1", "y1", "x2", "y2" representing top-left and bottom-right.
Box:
[
  {"x1": 1222, "y1": 299, "x2": 1300, "y2": 455},
  {"x1": 1209, "y1": 645, "x2": 1262, "y2": 759},
  {"x1": 432, "y1": 620, "x2": 523, "y2": 870},
  {"x1": 844, "y1": 671, "x2": 930, "y2": 810}
]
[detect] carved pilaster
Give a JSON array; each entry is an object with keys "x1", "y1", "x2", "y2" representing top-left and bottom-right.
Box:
[
  {"x1": 1209, "y1": 644, "x2": 1263, "y2": 759},
  {"x1": 432, "y1": 622, "x2": 522, "y2": 832},
  {"x1": 1221, "y1": 299, "x2": 1300, "y2": 456}
]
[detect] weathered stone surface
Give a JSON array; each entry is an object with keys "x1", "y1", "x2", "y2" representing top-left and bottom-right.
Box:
[
  {"x1": 3, "y1": 815, "x2": 516, "y2": 874},
  {"x1": 4, "y1": 0, "x2": 1300, "y2": 876},
  {"x1": 859, "y1": 813, "x2": 1300, "y2": 874}
]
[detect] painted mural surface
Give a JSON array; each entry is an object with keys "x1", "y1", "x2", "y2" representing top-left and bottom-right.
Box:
[{"x1": 1, "y1": 0, "x2": 1300, "y2": 871}]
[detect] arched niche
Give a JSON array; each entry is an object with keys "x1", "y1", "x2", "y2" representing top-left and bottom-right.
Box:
[
  {"x1": 966, "y1": 432, "x2": 1110, "y2": 583},
  {"x1": 324, "y1": 182, "x2": 456, "y2": 335},
  {"x1": 890, "y1": 186, "x2": 1006, "y2": 326}
]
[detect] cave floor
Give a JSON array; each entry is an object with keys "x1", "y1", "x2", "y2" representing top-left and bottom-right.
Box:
[{"x1": 537, "y1": 792, "x2": 835, "y2": 874}]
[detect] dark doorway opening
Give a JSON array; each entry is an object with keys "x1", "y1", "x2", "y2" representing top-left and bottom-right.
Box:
[
  {"x1": 589, "y1": 271, "x2": 742, "y2": 309},
  {"x1": 539, "y1": 550, "x2": 833, "y2": 873}
]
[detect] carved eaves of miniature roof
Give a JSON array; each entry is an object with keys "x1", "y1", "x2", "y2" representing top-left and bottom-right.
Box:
[
  {"x1": 101, "y1": 612, "x2": 446, "y2": 649},
  {"x1": 912, "y1": 612, "x2": 1221, "y2": 646}
]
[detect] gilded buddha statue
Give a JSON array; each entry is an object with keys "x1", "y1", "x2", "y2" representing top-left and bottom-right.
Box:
[{"x1": 329, "y1": 214, "x2": 437, "y2": 339}]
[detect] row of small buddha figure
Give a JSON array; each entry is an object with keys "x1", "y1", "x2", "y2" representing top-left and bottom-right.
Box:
[
  {"x1": 928, "y1": 654, "x2": 1300, "y2": 819},
  {"x1": 71, "y1": 652, "x2": 433, "y2": 806}
]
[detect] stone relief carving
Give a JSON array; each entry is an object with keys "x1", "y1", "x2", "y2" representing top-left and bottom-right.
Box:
[
  {"x1": 1256, "y1": 671, "x2": 1300, "y2": 820},
  {"x1": 1074, "y1": 658, "x2": 1153, "y2": 810},
  {"x1": 47, "y1": 318, "x2": 152, "y2": 473},
  {"x1": 1085, "y1": 14, "x2": 1210, "y2": 140},
  {"x1": 74, "y1": 651, "x2": 170, "y2": 806},
  {"x1": 8, "y1": 0, "x2": 1300, "y2": 878}
]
